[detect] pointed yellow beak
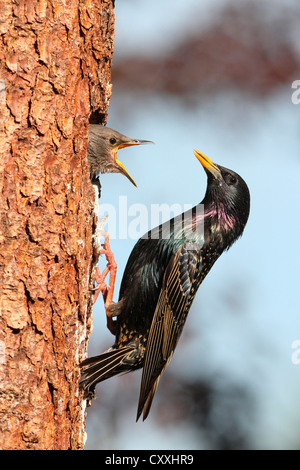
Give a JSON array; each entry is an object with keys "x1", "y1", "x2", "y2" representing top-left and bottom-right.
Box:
[
  {"x1": 114, "y1": 148, "x2": 137, "y2": 187},
  {"x1": 114, "y1": 140, "x2": 154, "y2": 187},
  {"x1": 193, "y1": 149, "x2": 221, "y2": 179}
]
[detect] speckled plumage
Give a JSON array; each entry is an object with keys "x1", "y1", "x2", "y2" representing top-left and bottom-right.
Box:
[{"x1": 80, "y1": 151, "x2": 250, "y2": 421}]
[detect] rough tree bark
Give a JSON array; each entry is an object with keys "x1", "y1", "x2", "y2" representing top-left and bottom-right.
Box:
[{"x1": 0, "y1": 0, "x2": 115, "y2": 450}]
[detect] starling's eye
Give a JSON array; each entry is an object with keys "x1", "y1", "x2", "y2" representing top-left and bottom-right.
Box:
[
  {"x1": 224, "y1": 174, "x2": 237, "y2": 186},
  {"x1": 109, "y1": 137, "x2": 117, "y2": 145}
]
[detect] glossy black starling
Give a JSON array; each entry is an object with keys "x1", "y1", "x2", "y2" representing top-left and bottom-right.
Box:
[
  {"x1": 88, "y1": 125, "x2": 153, "y2": 190},
  {"x1": 80, "y1": 150, "x2": 250, "y2": 421}
]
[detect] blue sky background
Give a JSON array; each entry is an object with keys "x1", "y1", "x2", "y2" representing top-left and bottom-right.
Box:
[{"x1": 85, "y1": 0, "x2": 300, "y2": 449}]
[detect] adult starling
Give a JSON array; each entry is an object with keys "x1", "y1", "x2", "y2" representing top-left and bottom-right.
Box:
[
  {"x1": 80, "y1": 150, "x2": 250, "y2": 421},
  {"x1": 88, "y1": 125, "x2": 153, "y2": 190}
]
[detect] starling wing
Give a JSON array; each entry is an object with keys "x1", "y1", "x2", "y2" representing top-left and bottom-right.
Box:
[{"x1": 137, "y1": 244, "x2": 199, "y2": 421}]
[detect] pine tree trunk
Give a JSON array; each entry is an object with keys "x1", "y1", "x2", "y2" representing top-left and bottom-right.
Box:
[{"x1": 0, "y1": 0, "x2": 114, "y2": 450}]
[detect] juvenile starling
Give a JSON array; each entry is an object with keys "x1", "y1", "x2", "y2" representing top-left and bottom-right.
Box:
[
  {"x1": 88, "y1": 125, "x2": 153, "y2": 190},
  {"x1": 80, "y1": 150, "x2": 250, "y2": 421}
]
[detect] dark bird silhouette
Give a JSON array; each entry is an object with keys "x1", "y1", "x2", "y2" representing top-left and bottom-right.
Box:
[
  {"x1": 80, "y1": 150, "x2": 250, "y2": 421},
  {"x1": 88, "y1": 125, "x2": 153, "y2": 191}
]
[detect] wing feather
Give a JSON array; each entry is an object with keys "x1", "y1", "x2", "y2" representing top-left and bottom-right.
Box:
[{"x1": 137, "y1": 246, "x2": 199, "y2": 420}]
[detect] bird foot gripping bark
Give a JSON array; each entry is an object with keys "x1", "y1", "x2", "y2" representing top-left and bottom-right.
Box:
[{"x1": 93, "y1": 215, "x2": 118, "y2": 335}]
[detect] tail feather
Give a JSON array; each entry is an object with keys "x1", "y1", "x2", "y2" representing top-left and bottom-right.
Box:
[
  {"x1": 80, "y1": 347, "x2": 134, "y2": 398},
  {"x1": 136, "y1": 359, "x2": 171, "y2": 421},
  {"x1": 136, "y1": 376, "x2": 160, "y2": 421}
]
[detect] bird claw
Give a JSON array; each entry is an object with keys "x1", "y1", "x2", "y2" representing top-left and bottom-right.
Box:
[
  {"x1": 92, "y1": 216, "x2": 118, "y2": 335},
  {"x1": 93, "y1": 266, "x2": 109, "y2": 303}
]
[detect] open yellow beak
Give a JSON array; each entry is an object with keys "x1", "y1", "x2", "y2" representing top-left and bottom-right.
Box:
[
  {"x1": 114, "y1": 149, "x2": 137, "y2": 187},
  {"x1": 114, "y1": 139, "x2": 154, "y2": 187},
  {"x1": 193, "y1": 149, "x2": 221, "y2": 179}
]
